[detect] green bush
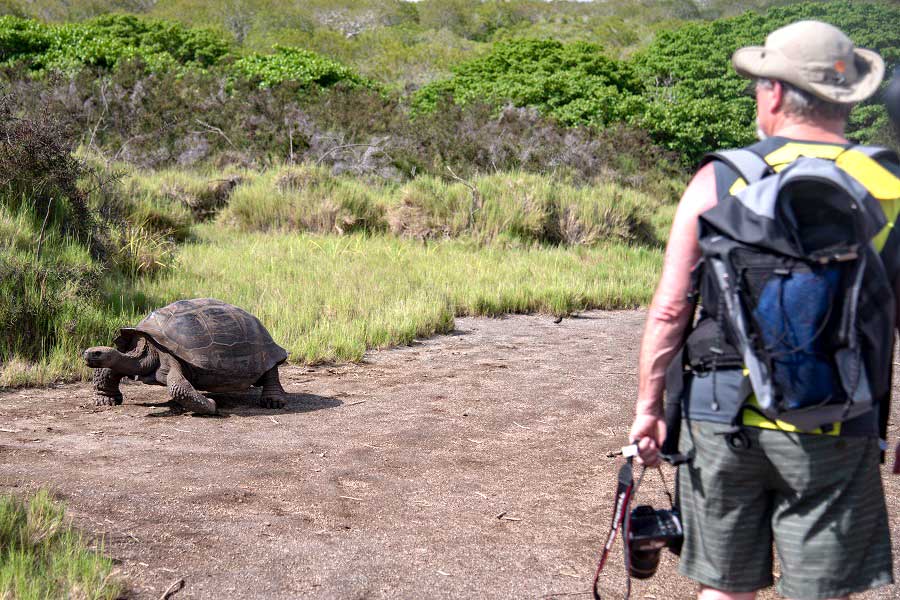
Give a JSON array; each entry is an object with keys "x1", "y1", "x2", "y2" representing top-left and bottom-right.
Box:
[
  {"x1": 231, "y1": 45, "x2": 368, "y2": 89},
  {"x1": 413, "y1": 38, "x2": 642, "y2": 127},
  {"x1": 0, "y1": 14, "x2": 231, "y2": 71}
]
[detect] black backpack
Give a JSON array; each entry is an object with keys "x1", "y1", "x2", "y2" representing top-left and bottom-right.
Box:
[{"x1": 692, "y1": 148, "x2": 893, "y2": 431}]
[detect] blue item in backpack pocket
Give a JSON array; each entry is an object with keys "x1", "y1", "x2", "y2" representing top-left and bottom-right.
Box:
[{"x1": 752, "y1": 266, "x2": 841, "y2": 410}]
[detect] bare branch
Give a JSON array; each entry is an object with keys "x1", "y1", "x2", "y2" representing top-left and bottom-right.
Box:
[{"x1": 194, "y1": 118, "x2": 236, "y2": 149}]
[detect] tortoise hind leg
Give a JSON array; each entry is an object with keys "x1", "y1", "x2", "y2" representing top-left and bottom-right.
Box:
[
  {"x1": 257, "y1": 367, "x2": 286, "y2": 409},
  {"x1": 162, "y1": 354, "x2": 217, "y2": 415}
]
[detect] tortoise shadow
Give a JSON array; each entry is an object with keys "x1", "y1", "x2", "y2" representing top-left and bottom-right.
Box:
[{"x1": 139, "y1": 391, "x2": 342, "y2": 418}]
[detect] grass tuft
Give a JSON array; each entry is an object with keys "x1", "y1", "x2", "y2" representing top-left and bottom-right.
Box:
[{"x1": 0, "y1": 491, "x2": 122, "y2": 600}]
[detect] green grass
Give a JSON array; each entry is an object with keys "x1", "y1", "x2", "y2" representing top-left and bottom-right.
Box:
[
  {"x1": 2, "y1": 162, "x2": 671, "y2": 386},
  {"x1": 0, "y1": 491, "x2": 121, "y2": 600},
  {"x1": 123, "y1": 228, "x2": 662, "y2": 363}
]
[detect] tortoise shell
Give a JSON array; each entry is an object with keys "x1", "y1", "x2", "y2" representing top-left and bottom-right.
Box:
[{"x1": 115, "y1": 298, "x2": 288, "y2": 381}]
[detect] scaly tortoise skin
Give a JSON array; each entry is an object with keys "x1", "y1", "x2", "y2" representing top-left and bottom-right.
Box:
[{"x1": 83, "y1": 298, "x2": 288, "y2": 414}]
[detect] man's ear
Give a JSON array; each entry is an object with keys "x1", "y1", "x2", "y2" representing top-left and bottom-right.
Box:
[{"x1": 769, "y1": 80, "x2": 784, "y2": 114}]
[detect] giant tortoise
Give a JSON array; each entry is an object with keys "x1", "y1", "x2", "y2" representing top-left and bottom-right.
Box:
[{"x1": 83, "y1": 298, "x2": 288, "y2": 414}]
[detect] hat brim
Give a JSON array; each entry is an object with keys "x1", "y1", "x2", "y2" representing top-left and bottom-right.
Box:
[{"x1": 732, "y1": 46, "x2": 884, "y2": 104}]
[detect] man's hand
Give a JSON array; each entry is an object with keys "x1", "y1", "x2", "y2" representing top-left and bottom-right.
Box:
[{"x1": 629, "y1": 413, "x2": 667, "y2": 466}]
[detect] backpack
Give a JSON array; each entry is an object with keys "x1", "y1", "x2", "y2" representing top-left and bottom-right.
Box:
[{"x1": 693, "y1": 147, "x2": 892, "y2": 432}]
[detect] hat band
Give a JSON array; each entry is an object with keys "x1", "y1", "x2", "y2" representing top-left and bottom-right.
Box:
[{"x1": 800, "y1": 65, "x2": 856, "y2": 86}]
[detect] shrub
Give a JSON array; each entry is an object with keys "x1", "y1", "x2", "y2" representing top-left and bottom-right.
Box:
[
  {"x1": 0, "y1": 14, "x2": 231, "y2": 72},
  {"x1": 0, "y1": 95, "x2": 98, "y2": 251},
  {"x1": 413, "y1": 38, "x2": 643, "y2": 126},
  {"x1": 231, "y1": 45, "x2": 369, "y2": 89}
]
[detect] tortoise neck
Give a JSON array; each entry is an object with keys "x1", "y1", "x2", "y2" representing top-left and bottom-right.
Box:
[{"x1": 113, "y1": 340, "x2": 159, "y2": 376}]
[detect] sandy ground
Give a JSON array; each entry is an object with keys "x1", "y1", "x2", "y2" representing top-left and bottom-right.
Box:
[{"x1": 1, "y1": 310, "x2": 899, "y2": 599}]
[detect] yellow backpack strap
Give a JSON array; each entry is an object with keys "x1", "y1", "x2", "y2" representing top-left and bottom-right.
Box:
[
  {"x1": 834, "y1": 148, "x2": 900, "y2": 201},
  {"x1": 834, "y1": 146, "x2": 900, "y2": 252},
  {"x1": 762, "y1": 142, "x2": 845, "y2": 171}
]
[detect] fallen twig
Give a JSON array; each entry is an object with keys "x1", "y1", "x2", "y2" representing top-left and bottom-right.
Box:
[
  {"x1": 159, "y1": 578, "x2": 185, "y2": 600},
  {"x1": 512, "y1": 422, "x2": 530, "y2": 430},
  {"x1": 0, "y1": 428, "x2": 21, "y2": 433},
  {"x1": 347, "y1": 400, "x2": 367, "y2": 406},
  {"x1": 339, "y1": 495, "x2": 363, "y2": 501}
]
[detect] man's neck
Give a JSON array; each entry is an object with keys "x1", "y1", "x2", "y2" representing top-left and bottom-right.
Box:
[{"x1": 770, "y1": 120, "x2": 848, "y2": 144}]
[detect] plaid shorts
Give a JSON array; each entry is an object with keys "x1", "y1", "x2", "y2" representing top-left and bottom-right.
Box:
[{"x1": 677, "y1": 420, "x2": 894, "y2": 599}]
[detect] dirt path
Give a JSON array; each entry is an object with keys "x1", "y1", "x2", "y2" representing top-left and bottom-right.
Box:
[{"x1": 1, "y1": 311, "x2": 899, "y2": 599}]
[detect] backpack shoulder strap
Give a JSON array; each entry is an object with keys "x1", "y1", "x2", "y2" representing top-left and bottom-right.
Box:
[
  {"x1": 701, "y1": 148, "x2": 772, "y2": 185},
  {"x1": 852, "y1": 145, "x2": 900, "y2": 165}
]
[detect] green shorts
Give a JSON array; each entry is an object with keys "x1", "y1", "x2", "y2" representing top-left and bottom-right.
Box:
[{"x1": 677, "y1": 420, "x2": 894, "y2": 599}]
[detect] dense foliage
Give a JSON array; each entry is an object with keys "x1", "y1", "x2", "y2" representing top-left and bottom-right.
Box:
[
  {"x1": 2, "y1": 1, "x2": 898, "y2": 166},
  {"x1": 0, "y1": 13, "x2": 368, "y2": 92},
  {"x1": 0, "y1": 14, "x2": 229, "y2": 71},
  {"x1": 416, "y1": 1, "x2": 900, "y2": 162},
  {"x1": 0, "y1": 0, "x2": 795, "y2": 89},
  {"x1": 631, "y1": 0, "x2": 900, "y2": 159},
  {"x1": 231, "y1": 45, "x2": 367, "y2": 90},
  {"x1": 413, "y1": 39, "x2": 642, "y2": 127}
]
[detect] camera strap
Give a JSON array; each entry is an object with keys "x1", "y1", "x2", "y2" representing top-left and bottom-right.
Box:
[
  {"x1": 592, "y1": 457, "x2": 681, "y2": 600},
  {"x1": 592, "y1": 457, "x2": 643, "y2": 600}
]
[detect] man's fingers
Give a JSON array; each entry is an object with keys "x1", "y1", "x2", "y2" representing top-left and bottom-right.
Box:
[{"x1": 635, "y1": 437, "x2": 659, "y2": 466}]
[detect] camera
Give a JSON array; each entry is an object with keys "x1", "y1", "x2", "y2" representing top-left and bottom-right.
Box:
[{"x1": 627, "y1": 505, "x2": 684, "y2": 579}]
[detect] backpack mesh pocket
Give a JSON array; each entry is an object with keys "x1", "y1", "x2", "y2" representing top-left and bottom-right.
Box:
[{"x1": 732, "y1": 248, "x2": 845, "y2": 411}]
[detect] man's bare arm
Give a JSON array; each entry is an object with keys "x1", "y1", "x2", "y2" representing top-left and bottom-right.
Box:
[{"x1": 630, "y1": 163, "x2": 719, "y2": 462}]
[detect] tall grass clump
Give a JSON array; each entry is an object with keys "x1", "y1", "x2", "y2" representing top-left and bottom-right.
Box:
[
  {"x1": 0, "y1": 490, "x2": 122, "y2": 599},
  {"x1": 224, "y1": 164, "x2": 385, "y2": 234},
  {"x1": 220, "y1": 164, "x2": 668, "y2": 246}
]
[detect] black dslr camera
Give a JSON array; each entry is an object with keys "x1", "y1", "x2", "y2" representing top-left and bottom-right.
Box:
[{"x1": 627, "y1": 505, "x2": 683, "y2": 579}]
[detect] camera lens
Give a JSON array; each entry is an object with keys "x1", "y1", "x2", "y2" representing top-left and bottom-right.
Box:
[{"x1": 629, "y1": 548, "x2": 661, "y2": 580}]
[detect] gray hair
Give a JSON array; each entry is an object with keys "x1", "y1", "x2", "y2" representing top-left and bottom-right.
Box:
[{"x1": 756, "y1": 78, "x2": 853, "y2": 122}]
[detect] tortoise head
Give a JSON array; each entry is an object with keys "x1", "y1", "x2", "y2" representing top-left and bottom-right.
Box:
[
  {"x1": 83, "y1": 346, "x2": 121, "y2": 369},
  {"x1": 83, "y1": 336, "x2": 159, "y2": 376}
]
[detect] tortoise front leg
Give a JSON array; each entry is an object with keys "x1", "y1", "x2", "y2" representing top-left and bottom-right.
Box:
[
  {"x1": 92, "y1": 368, "x2": 124, "y2": 406},
  {"x1": 161, "y1": 354, "x2": 217, "y2": 415},
  {"x1": 257, "y1": 366, "x2": 286, "y2": 409}
]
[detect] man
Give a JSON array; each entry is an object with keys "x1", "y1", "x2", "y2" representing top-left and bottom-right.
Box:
[{"x1": 629, "y1": 20, "x2": 900, "y2": 600}]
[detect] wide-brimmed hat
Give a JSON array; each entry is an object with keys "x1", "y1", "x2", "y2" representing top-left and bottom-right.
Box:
[{"x1": 732, "y1": 20, "x2": 884, "y2": 104}]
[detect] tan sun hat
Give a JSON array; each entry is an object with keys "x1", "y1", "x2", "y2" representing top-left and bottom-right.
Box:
[{"x1": 732, "y1": 20, "x2": 884, "y2": 104}]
